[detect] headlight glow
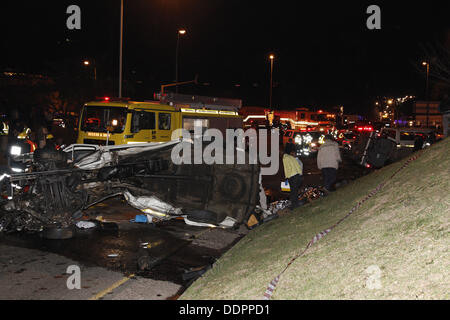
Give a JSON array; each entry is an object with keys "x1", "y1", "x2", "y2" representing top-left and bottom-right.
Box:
[{"x1": 10, "y1": 145, "x2": 22, "y2": 155}]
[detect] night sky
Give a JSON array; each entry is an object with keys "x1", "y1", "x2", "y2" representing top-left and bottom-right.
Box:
[{"x1": 2, "y1": 0, "x2": 450, "y2": 114}]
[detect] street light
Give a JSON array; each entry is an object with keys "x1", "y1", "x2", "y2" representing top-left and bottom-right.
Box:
[
  {"x1": 119, "y1": 0, "x2": 124, "y2": 98},
  {"x1": 422, "y1": 61, "x2": 430, "y2": 128},
  {"x1": 269, "y1": 54, "x2": 275, "y2": 109},
  {"x1": 83, "y1": 60, "x2": 96, "y2": 81},
  {"x1": 175, "y1": 29, "x2": 187, "y2": 93}
]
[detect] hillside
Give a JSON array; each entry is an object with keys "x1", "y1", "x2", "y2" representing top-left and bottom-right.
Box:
[{"x1": 181, "y1": 138, "x2": 450, "y2": 299}]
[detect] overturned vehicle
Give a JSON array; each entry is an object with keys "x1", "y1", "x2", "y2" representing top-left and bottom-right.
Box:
[{"x1": 0, "y1": 141, "x2": 261, "y2": 238}]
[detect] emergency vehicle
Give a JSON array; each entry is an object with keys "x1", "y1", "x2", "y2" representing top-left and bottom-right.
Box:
[
  {"x1": 76, "y1": 93, "x2": 243, "y2": 145},
  {"x1": 241, "y1": 107, "x2": 335, "y2": 132}
]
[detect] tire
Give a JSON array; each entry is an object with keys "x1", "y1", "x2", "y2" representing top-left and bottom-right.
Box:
[
  {"x1": 218, "y1": 173, "x2": 246, "y2": 201},
  {"x1": 184, "y1": 209, "x2": 222, "y2": 224}
]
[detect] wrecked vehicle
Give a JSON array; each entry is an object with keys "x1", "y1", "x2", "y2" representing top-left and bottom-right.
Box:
[
  {"x1": 349, "y1": 127, "x2": 437, "y2": 168},
  {"x1": 0, "y1": 140, "x2": 260, "y2": 238}
]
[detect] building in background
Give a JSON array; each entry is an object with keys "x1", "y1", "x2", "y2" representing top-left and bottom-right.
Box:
[{"x1": 413, "y1": 101, "x2": 443, "y2": 130}]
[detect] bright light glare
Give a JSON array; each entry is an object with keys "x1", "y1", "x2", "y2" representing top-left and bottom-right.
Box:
[{"x1": 10, "y1": 146, "x2": 21, "y2": 155}]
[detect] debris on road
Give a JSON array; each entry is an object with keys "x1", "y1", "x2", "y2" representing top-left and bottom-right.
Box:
[
  {"x1": 130, "y1": 214, "x2": 153, "y2": 224},
  {"x1": 75, "y1": 221, "x2": 96, "y2": 229},
  {"x1": 182, "y1": 264, "x2": 212, "y2": 281}
]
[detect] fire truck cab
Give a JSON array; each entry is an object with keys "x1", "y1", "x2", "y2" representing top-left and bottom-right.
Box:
[{"x1": 77, "y1": 93, "x2": 243, "y2": 145}]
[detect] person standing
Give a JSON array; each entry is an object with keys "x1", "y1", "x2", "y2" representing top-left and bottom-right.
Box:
[
  {"x1": 317, "y1": 135, "x2": 342, "y2": 192},
  {"x1": 413, "y1": 134, "x2": 424, "y2": 152},
  {"x1": 282, "y1": 143, "x2": 303, "y2": 210}
]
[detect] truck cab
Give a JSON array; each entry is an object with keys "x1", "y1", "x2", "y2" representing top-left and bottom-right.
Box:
[{"x1": 77, "y1": 94, "x2": 243, "y2": 146}]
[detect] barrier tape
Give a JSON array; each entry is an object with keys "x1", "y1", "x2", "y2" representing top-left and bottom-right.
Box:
[{"x1": 263, "y1": 153, "x2": 421, "y2": 300}]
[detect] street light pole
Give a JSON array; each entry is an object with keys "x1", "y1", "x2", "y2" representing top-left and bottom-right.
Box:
[
  {"x1": 83, "y1": 60, "x2": 96, "y2": 81},
  {"x1": 269, "y1": 54, "x2": 275, "y2": 108},
  {"x1": 426, "y1": 62, "x2": 430, "y2": 128},
  {"x1": 119, "y1": 0, "x2": 124, "y2": 98},
  {"x1": 175, "y1": 29, "x2": 186, "y2": 93},
  {"x1": 423, "y1": 61, "x2": 430, "y2": 128}
]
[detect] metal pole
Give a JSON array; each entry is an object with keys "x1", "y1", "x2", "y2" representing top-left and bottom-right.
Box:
[
  {"x1": 269, "y1": 58, "x2": 273, "y2": 108},
  {"x1": 176, "y1": 33, "x2": 180, "y2": 93},
  {"x1": 119, "y1": 0, "x2": 123, "y2": 98},
  {"x1": 426, "y1": 63, "x2": 429, "y2": 128}
]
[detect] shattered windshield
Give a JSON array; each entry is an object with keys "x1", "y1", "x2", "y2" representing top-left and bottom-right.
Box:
[{"x1": 81, "y1": 106, "x2": 128, "y2": 133}]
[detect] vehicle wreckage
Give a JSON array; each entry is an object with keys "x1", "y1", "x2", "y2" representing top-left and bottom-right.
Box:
[{"x1": 0, "y1": 140, "x2": 262, "y2": 238}]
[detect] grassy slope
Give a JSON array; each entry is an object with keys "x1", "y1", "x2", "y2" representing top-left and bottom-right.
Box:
[{"x1": 181, "y1": 138, "x2": 449, "y2": 300}]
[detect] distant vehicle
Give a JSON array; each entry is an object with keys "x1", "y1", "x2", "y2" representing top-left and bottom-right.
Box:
[
  {"x1": 379, "y1": 127, "x2": 436, "y2": 148},
  {"x1": 350, "y1": 122, "x2": 374, "y2": 133},
  {"x1": 350, "y1": 127, "x2": 437, "y2": 169}
]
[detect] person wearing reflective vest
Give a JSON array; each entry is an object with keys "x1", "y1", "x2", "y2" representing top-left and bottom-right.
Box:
[{"x1": 282, "y1": 142, "x2": 303, "y2": 210}]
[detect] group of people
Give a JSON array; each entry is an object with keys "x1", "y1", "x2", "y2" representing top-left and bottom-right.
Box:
[
  {"x1": 282, "y1": 134, "x2": 342, "y2": 210},
  {"x1": 0, "y1": 109, "x2": 59, "y2": 166}
]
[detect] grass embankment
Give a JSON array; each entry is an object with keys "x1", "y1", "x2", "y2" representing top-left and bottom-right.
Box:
[{"x1": 181, "y1": 138, "x2": 449, "y2": 299}]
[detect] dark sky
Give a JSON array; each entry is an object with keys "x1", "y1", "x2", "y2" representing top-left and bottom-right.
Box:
[{"x1": 2, "y1": 0, "x2": 450, "y2": 114}]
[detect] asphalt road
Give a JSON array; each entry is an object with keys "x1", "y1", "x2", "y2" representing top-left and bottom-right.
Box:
[{"x1": 0, "y1": 197, "x2": 249, "y2": 300}]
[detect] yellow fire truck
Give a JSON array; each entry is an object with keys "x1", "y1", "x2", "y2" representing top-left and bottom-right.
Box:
[{"x1": 76, "y1": 93, "x2": 243, "y2": 145}]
